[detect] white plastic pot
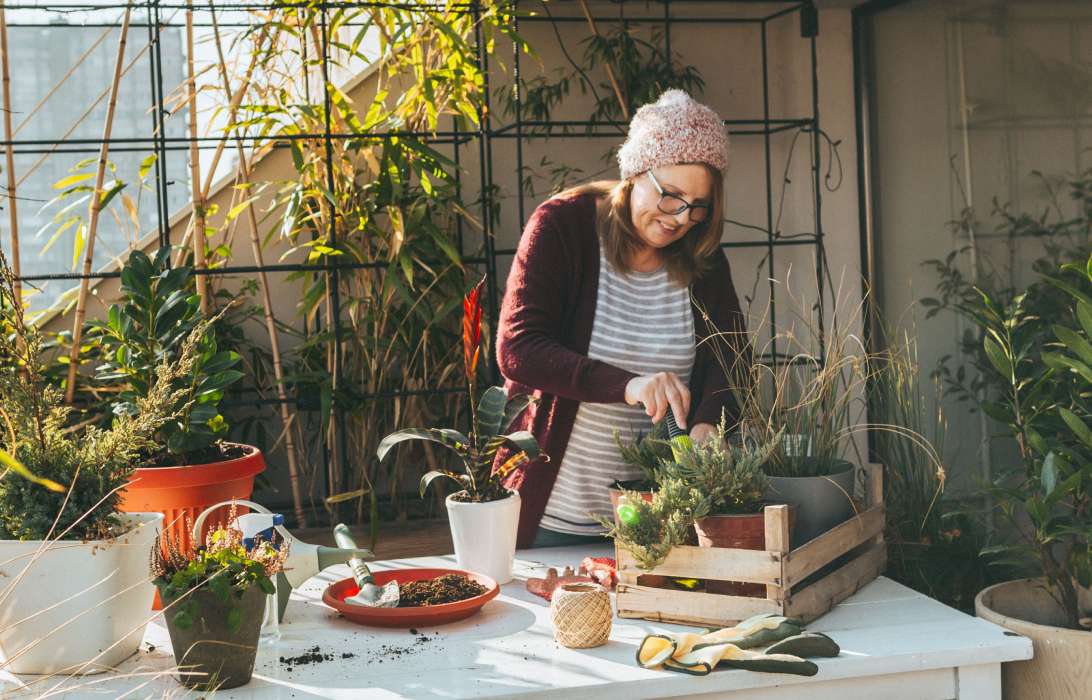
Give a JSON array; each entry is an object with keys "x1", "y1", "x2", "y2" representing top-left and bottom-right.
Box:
[
  {"x1": 0, "y1": 512, "x2": 163, "y2": 675},
  {"x1": 445, "y1": 490, "x2": 521, "y2": 585}
]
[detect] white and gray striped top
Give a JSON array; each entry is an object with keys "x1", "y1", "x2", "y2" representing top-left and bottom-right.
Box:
[{"x1": 540, "y1": 247, "x2": 695, "y2": 535}]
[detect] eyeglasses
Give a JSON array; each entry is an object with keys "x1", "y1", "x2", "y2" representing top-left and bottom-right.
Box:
[{"x1": 647, "y1": 171, "x2": 711, "y2": 224}]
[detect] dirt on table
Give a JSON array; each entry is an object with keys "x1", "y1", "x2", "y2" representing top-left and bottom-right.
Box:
[{"x1": 398, "y1": 574, "x2": 486, "y2": 607}]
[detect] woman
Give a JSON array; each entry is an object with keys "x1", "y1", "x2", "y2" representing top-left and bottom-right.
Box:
[{"x1": 496, "y1": 90, "x2": 747, "y2": 549}]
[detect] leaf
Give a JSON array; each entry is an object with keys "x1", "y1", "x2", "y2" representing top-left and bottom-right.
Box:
[
  {"x1": 1054, "y1": 325, "x2": 1092, "y2": 367},
  {"x1": 139, "y1": 153, "x2": 158, "y2": 179},
  {"x1": 376, "y1": 428, "x2": 470, "y2": 463},
  {"x1": 496, "y1": 430, "x2": 542, "y2": 460},
  {"x1": 500, "y1": 394, "x2": 535, "y2": 434},
  {"x1": 1041, "y1": 452, "x2": 1057, "y2": 497},
  {"x1": 52, "y1": 172, "x2": 93, "y2": 190},
  {"x1": 1059, "y1": 407, "x2": 1092, "y2": 449},
  {"x1": 419, "y1": 469, "x2": 462, "y2": 497},
  {"x1": 476, "y1": 386, "x2": 508, "y2": 439},
  {"x1": 0, "y1": 449, "x2": 66, "y2": 493},
  {"x1": 983, "y1": 336, "x2": 1011, "y2": 378}
]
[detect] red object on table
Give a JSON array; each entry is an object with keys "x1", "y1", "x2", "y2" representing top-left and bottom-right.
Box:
[
  {"x1": 323, "y1": 568, "x2": 499, "y2": 628},
  {"x1": 580, "y1": 557, "x2": 618, "y2": 588},
  {"x1": 525, "y1": 557, "x2": 618, "y2": 602}
]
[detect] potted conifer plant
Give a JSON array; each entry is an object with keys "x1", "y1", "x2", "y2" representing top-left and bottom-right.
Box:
[
  {"x1": 607, "y1": 423, "x2": 672, "y2": 516},
  {"x1": 153, "y1": 519, "x2": 288, "y2": 690},
  {"x1": 377, "y1": 279, "x2": 543, "y2": 584},
  {"x1": 89, "y1": 249, "x2": 262, "y2": 552},
  {"x1": 0, "y1": 252, "x2": 207, "y2": 675},
  {"x1": 660, "y1": 420, "x2": 781, "y2": 595},
  {"x1": 596, "y1": 478, "x2": 710, "y2": 571}
]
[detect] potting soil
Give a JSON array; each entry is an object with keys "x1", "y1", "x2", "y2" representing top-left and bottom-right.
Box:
[{"x1": 398, "y1": 574, "x2": 486, "y2": 607}]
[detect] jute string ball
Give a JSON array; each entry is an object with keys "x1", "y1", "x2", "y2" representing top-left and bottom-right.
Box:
[{"x1": 550, "y1": 583, "x2": 612, "y2": 648}]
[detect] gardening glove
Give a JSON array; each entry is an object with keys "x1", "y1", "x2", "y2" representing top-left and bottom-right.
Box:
[
  {"x1": 637, "y1": 613, "x2": 802, "y2": 668},
  {"x1": 663, "y1": 632, "x2": 841, "y2": 677}
]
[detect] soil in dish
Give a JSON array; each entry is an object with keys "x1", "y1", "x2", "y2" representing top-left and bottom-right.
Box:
[{"x1": 397, "y1": 574, "x2": 486, "y2": 607}]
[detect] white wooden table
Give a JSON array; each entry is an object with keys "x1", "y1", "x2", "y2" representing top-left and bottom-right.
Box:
[{"x1": 1, "y1": 544, "x2": 1031, "y2": 699}]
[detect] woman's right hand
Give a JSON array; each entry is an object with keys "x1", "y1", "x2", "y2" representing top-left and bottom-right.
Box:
[{"x1": 624, "y1": 372, "x2": 690, "y2": 429}]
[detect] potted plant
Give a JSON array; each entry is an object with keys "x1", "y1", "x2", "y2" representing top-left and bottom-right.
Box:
[
  {"x1": 596, "y1": 477, "x2": 710, "y2": 571},
  {"x1": 377, "y1": 279, "x2": 543, "y2": 584},
  {"x1": 87, "y1": 249, "x2": 262, "y2": 551},
  {"x1": 964, "y1": 255, "x2": 1092, "y2": 696},
  {"x1": 152, "y1": 519, "x2": 288, "y2": 690},
  {"x1": 608, "y1": 422, "x2": 672, "y2": 514},
  {"x1": 0, "y1": 252, "x2": 207, "y2": 675},
  {"x1": 660, "y1": 420, "x2": 779, "y2": 595}
]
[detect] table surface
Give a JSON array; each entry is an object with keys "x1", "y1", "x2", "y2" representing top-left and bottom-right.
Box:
[{"x1": 3, "y1": 544, "x2": 1032, "y2": 699}]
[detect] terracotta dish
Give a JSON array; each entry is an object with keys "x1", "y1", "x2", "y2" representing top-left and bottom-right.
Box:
[{"x1": 322, "y1": 568, "x2": 499, "y2": 627}]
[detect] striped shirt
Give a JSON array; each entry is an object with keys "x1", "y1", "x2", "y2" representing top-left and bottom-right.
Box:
[{"x1": 540, "y1": 248, "x2": 695, "y2": 535}]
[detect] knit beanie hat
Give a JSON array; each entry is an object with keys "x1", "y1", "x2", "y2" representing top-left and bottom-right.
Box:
[{"x1": 616, "y1": 89, "x2": 729, "y2": 180}]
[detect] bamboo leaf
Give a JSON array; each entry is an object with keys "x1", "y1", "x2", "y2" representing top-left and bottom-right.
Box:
[{"x1": 0, "y1": 449, "x2": 66, "y2": 493}]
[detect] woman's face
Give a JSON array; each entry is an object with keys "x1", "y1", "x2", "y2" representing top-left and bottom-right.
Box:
[{"x1": 628, "y1": 163, "x2": 714, "y2": 251}]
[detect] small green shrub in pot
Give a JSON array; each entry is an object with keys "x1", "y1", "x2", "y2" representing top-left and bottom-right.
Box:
[
  {"x1": 612, "y1": 421, "x2": 673, "y2": 492},
  {"x1": 596, "y1": 478, "x2": 711, "y2": 571},
  {"x1": 152, "y1": 521, "x2": 289, "y2": 690},
  {"x1": 87, "y1": 248, "x2": 244, "y2": 464}
]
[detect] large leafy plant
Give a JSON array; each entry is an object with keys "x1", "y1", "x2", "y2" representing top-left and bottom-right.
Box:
[
  {"x1": 968, "y1": 254, "x2": 1092, "y2": 630},
  {"x1": 0, "y1": 251, "x2": 203, "y2": 541},
  {"x1": 376, "y1": 279, "x2": 543, "y2": 503},
  {"x1": 152, "y1": 521, "x2": 288, "y2": 632},
  {"x1": 87, "y1": 249, "x2": 243, "y2": 463}
]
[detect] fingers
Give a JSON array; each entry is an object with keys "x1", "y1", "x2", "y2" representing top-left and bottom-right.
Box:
[{"x1": 629, "y1": 372, "x2": 690, "y2": 428}]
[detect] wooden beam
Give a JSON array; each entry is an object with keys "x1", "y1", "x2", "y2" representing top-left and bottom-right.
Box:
[
  {"x1": 783, "y1": 541, "x2": 887, "y2": 624},
  {"x1": 616, "y1": 583, "x2": 780, "y2": 628},
  {"x1": 185, "y1": 4, "x2": 210, "y2": 314},
  {"x1": 0, "y1": 4, "x2": 19, "y2": 302},
  {"x1": 783, "y1": 504, "x2": 884, "y2": 589},
  {"x1": 764, "y1": 504, "x2": 791, "y2": 601},
  {"x1": 615, "y1": 543, "x2": 782, "y2": 586}
]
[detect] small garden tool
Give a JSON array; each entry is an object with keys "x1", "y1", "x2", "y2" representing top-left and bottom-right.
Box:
[
  {"x1": 664, "y1": 408, "x2": 693, "y2": 461},
  {"x1": 192, "y1": 499, "x2": 376, "y2": 622},
  {"x1": 333, "y1": 523, "x2": 400, "y2": 608}
]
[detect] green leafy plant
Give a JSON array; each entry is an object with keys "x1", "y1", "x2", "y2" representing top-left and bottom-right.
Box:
[
  {"x1": 0, "y1": 250, "x2": 203, "y2": 541},
  {"x1": 86, "y1": 248, "x2": 243, "y2": 463},
  {"x1": 596, "y1": 478, "x2": 711, "y2": 570},
  {"x1": 613, "y1": 421, "x2": 672, "y2": 488},
  {"x1": 660, "y1": 420, "x2": 778, "y2": 515},
  {"x1": 151, "y1": 520, "x2": 288, "y2": 632},
  {"x1": 376, "y1": 279, "x2": 543, "y2": 503},
  {"x1": 965, "y1": 254, "x2": 1092, "y2": 630}
]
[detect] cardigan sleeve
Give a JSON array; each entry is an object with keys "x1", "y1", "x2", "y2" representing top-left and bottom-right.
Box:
[
  {"x1": 496, "y1": 198, "x2": 637, "y2": 404},
  {"x1": 689, "y1": 249, "x2": 749, "y2": 429}
]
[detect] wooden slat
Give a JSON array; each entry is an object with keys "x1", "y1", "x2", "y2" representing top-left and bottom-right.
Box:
[
  {"x1": 783, "y1": 504, "x2": 885, "y2": 588},
  {"x1": 783, "y1": 541, "x2": 886, "y2": 623},
  {"x1": 616, "y1": 583, "x2": 781, "y2": 628},
  {"x1": 764, "y1": 505, "x2": 791, "y2": 601},
  {"x1": 615, "y1": 543, "x2": 782, "y2": 585}
]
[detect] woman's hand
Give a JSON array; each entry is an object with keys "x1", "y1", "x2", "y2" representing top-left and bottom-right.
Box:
[
  {"x1": 689, "y1": 423, "x2": 717, "y2": 443},
  {"x1": 624, "y1": 372, "x2": 690, "y2": 429}
]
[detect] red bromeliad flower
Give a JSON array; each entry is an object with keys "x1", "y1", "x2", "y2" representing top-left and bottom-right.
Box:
[{"x1": 462, "y1": 277, "x2": 485, "y2": 383}]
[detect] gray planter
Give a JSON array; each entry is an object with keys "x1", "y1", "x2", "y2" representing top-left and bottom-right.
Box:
[{"x1": 765, "y1": 460, "x2": 856, "y2": 547}]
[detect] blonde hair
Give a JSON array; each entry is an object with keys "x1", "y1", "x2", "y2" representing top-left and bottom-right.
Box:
[{"x1": 557, "y1": 165, "x2": 724, "y2": 287}]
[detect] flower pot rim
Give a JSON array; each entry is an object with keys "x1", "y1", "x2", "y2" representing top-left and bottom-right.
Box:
[
  {"x1": 445, "y1": 488, "x2": 520, "y2": 507},
  {"x1": 133, "y1": 442, "x2": 262, "y2": 473},
  {"x1": 766, "y1": 458, "x2": 856, "y2": 479},
  {"x1": 0, "y1": 511, "x2": 164, "y2": 547},
  {"x1": 976, "y1": 577, "x2": 1092, "y2": 639},
  {"x1": 122, "y1": 443, "x2": 265, "y2": 492}
]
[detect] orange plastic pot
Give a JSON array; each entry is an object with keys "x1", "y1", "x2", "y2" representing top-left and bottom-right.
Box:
[{"x1": 117, "y1": 443, "x2": 265, "y2": 553}]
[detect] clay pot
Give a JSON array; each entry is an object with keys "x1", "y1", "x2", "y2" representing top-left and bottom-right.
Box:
[
  {"x1": 694, "y1": 512, "x2": 767, "y2": 596},
  {"x1": 976, "y1": 578, "x2": 1092, "y2": 699},
  {"x1": 162, "y1": 584, "x2": 268, "y2": 691}
]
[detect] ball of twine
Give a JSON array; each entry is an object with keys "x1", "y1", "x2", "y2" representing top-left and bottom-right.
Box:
[{"x1": 550, "y1": 583, "x2": 612, "y2": 648}]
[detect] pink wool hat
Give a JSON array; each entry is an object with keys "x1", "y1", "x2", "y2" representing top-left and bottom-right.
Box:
[{"x1": 616, "y1": 89, "x2": 729, "y2": 180}]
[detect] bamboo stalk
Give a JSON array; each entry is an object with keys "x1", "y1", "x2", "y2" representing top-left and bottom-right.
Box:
[
  {"x1": 0, "y1": 3, "x2": 20, "y2": 302},
  {"x1": 65, "y1": 9, "x2": 132, "y2": 404},
  {"x1": 576, "y1": 0, "x2": 629, "y2": 121},
  {"x1": 185, "y1": 4, "x2": 210, "y2": 314},
  {"x1": 208, "y1": 11, "x2": 307, "y2": 526}
]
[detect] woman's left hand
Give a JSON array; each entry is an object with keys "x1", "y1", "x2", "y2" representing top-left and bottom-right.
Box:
[{"x1": 689, "y1": 423, "x2": 717, "y2": 443}]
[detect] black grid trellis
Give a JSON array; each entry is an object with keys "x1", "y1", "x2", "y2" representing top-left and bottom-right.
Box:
[{"x1": 1, "y1": 0, "x2": 828, "y2": 522}]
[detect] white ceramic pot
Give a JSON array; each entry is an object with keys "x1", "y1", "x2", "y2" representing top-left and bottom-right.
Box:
[
  {"x1": 0, "y1": 512, "x2": 163, "y2": 675},
  {"x1": 975, "y1": 578, "x2": 1092, "y2": 699},
  {"x1": 445, "y1": 490, "x2": 521, "y2": 585}
]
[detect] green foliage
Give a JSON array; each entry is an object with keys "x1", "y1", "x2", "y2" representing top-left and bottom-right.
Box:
[
  {"x1": 613, "y1": 421, "x2": 672, "y2": 486},
  {"x1": 0, "y1": 251, "x2": 203, "y2": 541},
  {"x1": 378, "y1": 385, "x2": 542, "y2": 503},
  {"x1": 152, "y1": 524, "x2": 286, "y2": 632},
  {"x1": 86, "y1": 249, "x2": 243, "y2": 462},
  {"x1": 961, "y1": 254, "x2": 1092, "y2": 629},
  {"x1": 659, "y1": 420, "x2": 776, "y2": 515},
  {"x1": 596, "y1": 478, "x2": 711, "y2": 571}
]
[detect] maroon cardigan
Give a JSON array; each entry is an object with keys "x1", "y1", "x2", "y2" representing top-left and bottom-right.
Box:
[{"x1": 495, "y1": 192, "x2": 747, "y2": 548}]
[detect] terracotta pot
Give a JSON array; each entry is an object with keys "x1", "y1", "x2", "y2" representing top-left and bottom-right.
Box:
[
  {"x1": 694, "y1": 512, "x2": 767, "y2": 596},
  {"x1": 607, "y1": 486, "x2": 667, "y2": 589},
  {"x1": 117, "y1": 443, "x2": 266, "y2": 553},
  {"x1": 162, "y1": 584, "x2": 268, "y2": 690},
  {"x1": 975, "y1": 578, "x2": 1092, "y2": 699}
]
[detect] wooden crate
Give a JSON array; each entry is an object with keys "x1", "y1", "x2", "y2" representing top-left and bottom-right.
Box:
[{"x1": 615, "y1": 463, "x2": 886, "y2": 628}]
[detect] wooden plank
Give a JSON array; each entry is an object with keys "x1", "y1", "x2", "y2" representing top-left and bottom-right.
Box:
[
  {"x1": 783, "y1": 504, "x2": 885, "y2": 588},
  {"x1": 955, "y1": 663, "x2": 1001, "y2": 699},
  {"x1": 765, "y1": 505, "x2": 791, "y2": 601},
  {"x1": 615, "y1": 544, "x2": 782, "y2": 585},
  {"x1": 616, "y1": 583, "x2": 781, "y2": 628},
  {"x1": 866, "y1": 463, "x2": 884, "y2": 508},
  {"x1": 784, "y1": 541, "x2": 886, "y2": 623}
]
